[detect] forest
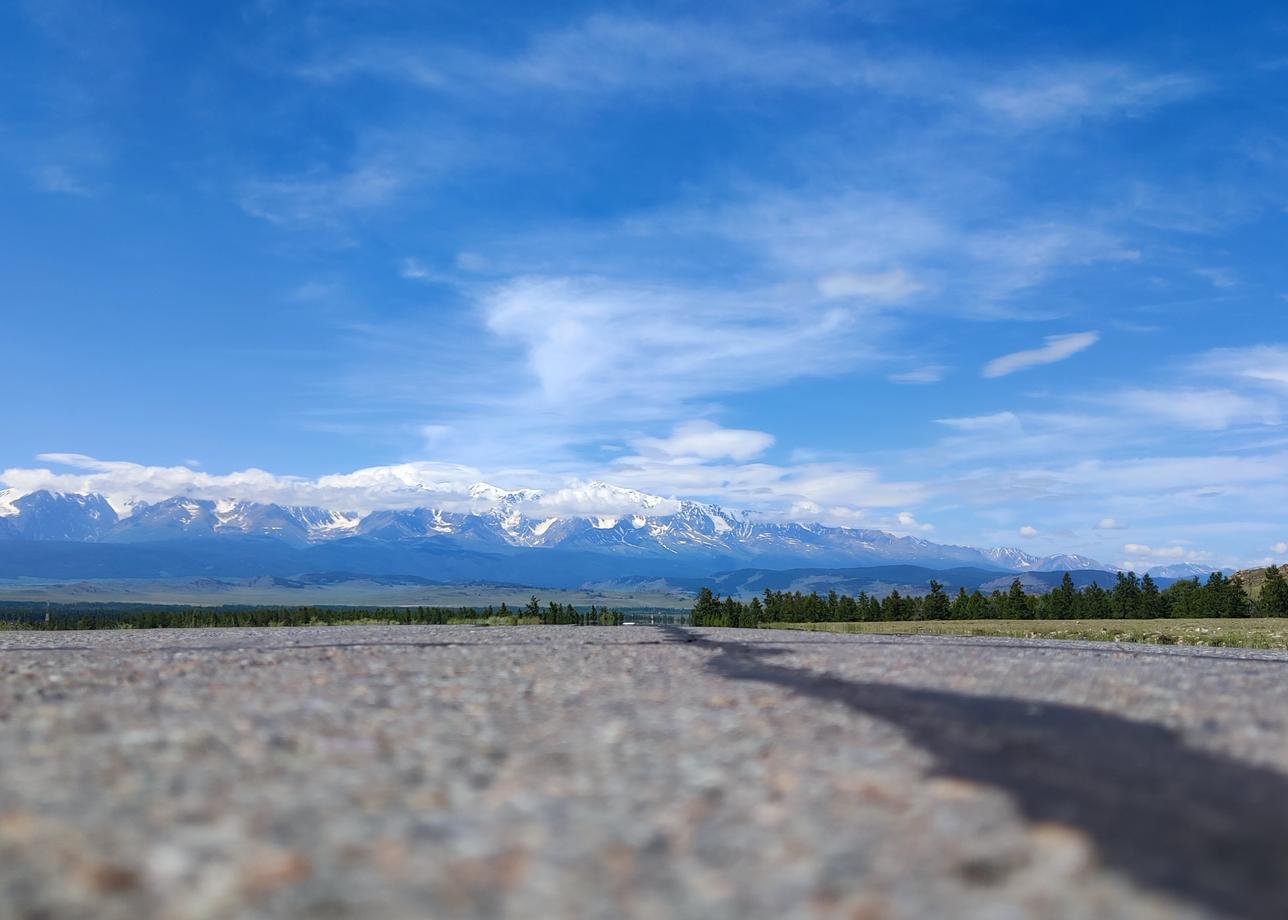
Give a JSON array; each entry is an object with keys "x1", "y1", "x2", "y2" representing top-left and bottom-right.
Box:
[
  {"x1": 691, "y1": 568, "x2": 1288, "y2": 628},
  {"x1": 0, "y1": 596, "x2": 624, "y2": 630}
]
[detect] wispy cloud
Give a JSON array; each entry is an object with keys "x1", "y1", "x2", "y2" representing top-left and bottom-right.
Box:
[
  {"x1": 817, "y1": 267, "x2": 925, "y2": 301},
  {"x1": 32, "y1": 163, "x2": 91, "y2": 196},
  {"x1": 977, "y1": 65, "x2": 1199, "y2": 126},
  {"x1": 632, "y1": 421, "x2": 774, "y2": 461},
  {"x1": 477, "y1": 275, "x2": 869, "y2": 415},
  {"x1": 889, "y1": 365, "x2": 947, "y2": 385},
  {"x1": 239, "y1": 163, "x2": 407, "y2": 227},
  {"x1": 982, "y1": 331, "x2": 1099, "y2": 378},
  {"x1": 1112, "y1": 388, "x2": 1281, "y2": 431},
  {"x1": 1195, "y1": 345, "x2": 1288, "y2": 390}
]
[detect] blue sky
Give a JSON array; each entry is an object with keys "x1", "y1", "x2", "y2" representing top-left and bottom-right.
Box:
[{"x1": 3, "y1": 0, "x2": 1287, "y2": 569}]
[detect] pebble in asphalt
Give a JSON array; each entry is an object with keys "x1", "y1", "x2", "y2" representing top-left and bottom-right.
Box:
[{"x1": 3, "y1": 624, "x2": 1288, "y2": 919}]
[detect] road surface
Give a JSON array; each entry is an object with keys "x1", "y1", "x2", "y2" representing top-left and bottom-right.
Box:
[{"x1": 3, "y1": 625, "x2": 1288, "y2": 919}]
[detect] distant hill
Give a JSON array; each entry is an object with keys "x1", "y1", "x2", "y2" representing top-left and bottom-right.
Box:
[
  {"x1": 1233, "y1": 564, "x2": 1288, "y2": 599},
  {"x1": 592, "y1": 564, "x2": 1137, "y2": 600}
]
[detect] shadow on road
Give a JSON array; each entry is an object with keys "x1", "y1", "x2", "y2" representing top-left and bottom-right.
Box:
[{"x1": 660, "y1": 626, "x2": 1288, "y2": 919}]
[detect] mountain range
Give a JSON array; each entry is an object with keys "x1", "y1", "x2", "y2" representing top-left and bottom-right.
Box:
[{"x1": 0, "y1": 485, "x2": 1215, "y2": 587}]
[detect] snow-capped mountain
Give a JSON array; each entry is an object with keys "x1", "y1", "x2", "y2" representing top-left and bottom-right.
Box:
[
  {"x1": 981, "y1": 547, "x2": 1105, "y2": 572},
  {"x1": 1144, "y1": 563, "x2": 1229, "y2": 580},
  {"x1": 107, "y1": 497, "x2": 359, "y2": 546},
  {"x1": 0, "y1": 491, "x2": 118, "y2": 541},
  {"x1": 0, "y1": 485, "x2": 1116, "y2": 578}
]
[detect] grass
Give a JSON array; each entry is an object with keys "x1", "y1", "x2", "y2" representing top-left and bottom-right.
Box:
[{"x1": 767, "y1": 618, "x2": 1288, "y2": 650}]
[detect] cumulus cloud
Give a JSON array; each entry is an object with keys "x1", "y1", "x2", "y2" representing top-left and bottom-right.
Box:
[
  {"x1": 1123, "y1": 543, "x2": 1186, "y2": 559},
  {"x1": 896, "y1": 510, "x2": 935, "y2": 533},
  {"x1": 2, "y1": 454, "x2": 489, "y2": 515},
  {"x1": 1095, "y1": 517, "x2": 1126, "y2": 530},
  {"x1": 0, "y1": 450, "x2": 927, "y2": 524},
  {"x1": 982, "y1": 332, "x2": 1099, "y2": 378},
  {"x1": 1019, "y1": 525, "x2": 1039, "y2": 538}
]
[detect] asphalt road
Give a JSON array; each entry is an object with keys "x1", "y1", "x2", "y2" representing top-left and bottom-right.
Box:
[{"x1": 3, "y1": 625, "x2": 1288, "y2": 919}]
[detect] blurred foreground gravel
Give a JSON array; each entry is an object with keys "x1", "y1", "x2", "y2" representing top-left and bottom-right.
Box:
[{"x1": 3, "y1": 625, "x2": 1288, "y2": 919}]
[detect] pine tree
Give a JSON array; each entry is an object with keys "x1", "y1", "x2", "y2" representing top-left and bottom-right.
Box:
[
  {"x1": 693, "y1": 587, "x2": 719, "y2": 627},
  {"x1": 1112, "y1": 572, "x2": 1143, "y2": 618},
  {"x1": 1050, "y1": 572, "x2": 1076, "y2": 619},
  {"x1": 923, "y1": 580, "x2": 950, "y2": 620},
  {"x1": 1140, "y1": 573, "x2": 1165, "y2": 619},
  {"x1": 1260, "y1": 566, "x2": 1288, "y2": 617},
  {"x1": 1005, "y1": 578, "x2": 1029, "y2": 619},
  {"x1": 1226, "y1": 576, "x2": 1253, "y2": 619}
]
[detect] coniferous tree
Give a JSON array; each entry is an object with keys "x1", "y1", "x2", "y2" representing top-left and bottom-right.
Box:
[
  {"x1": 1081, "y1": 583, "x2": 1112, "y2": 619},
  {"x1": 1004, "y1": 579, "x2": 1029, "y2": 619},
  {"x1": 923, "y1": 580, "x2": 951, "y2": 620},
  {"x1": 693, "y1": 587, "x2": 719, "y2": 627},
  {"x1": 1050, "y1": 572, "x2": 1077, "y2": 620},
  {"x1": 1226, "y1": 576, "x2": 1254, "y2": 619},
  {"x1": 1139, "y1": 573, "x2": 1165, "y2": 618},
  {"x1": 1111, "y1": 572, "x2": 1143, "y2": 618},
  {"x1": 1260, "y1": 566, "x2": 1288, "y2": 617}
]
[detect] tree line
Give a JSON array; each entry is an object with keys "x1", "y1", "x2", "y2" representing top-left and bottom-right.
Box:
[
  {"x1": 521, "y1": 596, "x2": 626, "y2": 626},
  {"x1": 691, "y1": 567, "x2": 1288, "y2": 627},
  {"x1": 0, "y1": 599, "x2": 625, "y2": 630}
]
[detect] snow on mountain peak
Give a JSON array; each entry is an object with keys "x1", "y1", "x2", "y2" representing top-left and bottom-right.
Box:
[
  {"x1": 984, "y1": 546, "x2": 1037, "y2": 569},
  {"x1": 468, "y1": 482, "x2": 544, "y2": 505},
  {"x1": 0, "y1": 489, "x2": 19, "y2": 517}
]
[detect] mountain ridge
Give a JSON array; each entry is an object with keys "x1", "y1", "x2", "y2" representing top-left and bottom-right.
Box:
[{"x1": 0, "y1": 486, "x2": 1217, "y2": 583}]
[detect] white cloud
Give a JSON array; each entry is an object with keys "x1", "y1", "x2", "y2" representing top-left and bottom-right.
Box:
[
  {"x1": 894, "y1": 511, "x2": 935, "y2": 533},
  {"x1": 817, "y1": 267, "x2": 924, "y2": 302},
  {"x1": 936, "y1": 411, "x2": 1023, "y2": 432},
  {"x1": 982, "y1": 332, "x2": 1099, "y2": 378},
  {"x1": 888, "y1": 365, "x2": 946, "y2": 385},
  {"x1": 1195, "y1": 345, "x2": 1288, "y2": 391},
  {"x1": 286, "y1": 15, "x2": 1197, "y2": 136},
  {"x1": 633, "y1": 421, "x2": 775, "y2": 461},
  {"x1": 0, "y1": 450, "x2": 927, "y2": 523},
  {"x1": 1195, "y1": 267, "x2": 1237, "y2": 289},
  {"x1": 1095, "y1": 517, "x2": 1126, "y2": 530},
  {"x1": 977, "y1": 65, "x2": 1198, "y2": 126},
  {"x1": 1019, "y1": 525, "x2": 1039, "y2": 538},
  {"x1": 240, "y1": 163, "x2": 406, "y2": 227},
  {"x1": 1113, "y1": 388, "x2": 1281, "y2": 431},
  {"x1": 480, "y1": 275, "x2": 863, "y2": 414},
  {"x1": 1123, "y1": 543, "x2": 1186, "y2": 559},
  {"x1": 1272, "y1": 542, "x2": 1288, "y2": 555},
  {"x1": 400, "y1": 258, "x2": 432, "y2": 280}
]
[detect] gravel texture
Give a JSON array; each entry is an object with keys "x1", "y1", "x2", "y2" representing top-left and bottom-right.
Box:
[{"x1": 2, "y1": 624, "x2": 1288, "y2": 919}]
